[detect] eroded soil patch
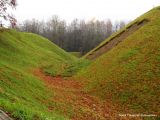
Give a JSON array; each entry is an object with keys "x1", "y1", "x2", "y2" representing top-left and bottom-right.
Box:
[{"x1": 86, "y1": 19, "x2": 148, "y2": 60}]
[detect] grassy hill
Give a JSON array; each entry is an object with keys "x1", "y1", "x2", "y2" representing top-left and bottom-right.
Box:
[
  {"x1": 77, "y1": 7, "x2": 160, "y2": 116},
  {"x1": 1, "y1": 7, "x2": 160, "y2": 120},
  {"x1": 0, "y1": 29, "x2": 77, "y2": 119}
]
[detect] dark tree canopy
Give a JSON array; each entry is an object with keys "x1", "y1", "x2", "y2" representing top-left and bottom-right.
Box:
[{"x1": 17, "y1": 17, "x2": 126, "y2": 54}]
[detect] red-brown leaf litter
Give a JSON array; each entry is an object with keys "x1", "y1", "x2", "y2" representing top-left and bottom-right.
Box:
[{"x1": 33, "y1": 69, "x2": 121, "y2": 120}]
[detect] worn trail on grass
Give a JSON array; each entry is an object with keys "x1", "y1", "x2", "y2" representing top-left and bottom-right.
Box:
[{"x1": 33, "y1": 69, "x2": 118, "y2": 120}]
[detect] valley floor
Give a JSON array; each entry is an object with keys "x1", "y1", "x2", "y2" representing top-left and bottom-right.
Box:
[{"x1": 33, "y1": 69, "x2": 118, "y2": 120}]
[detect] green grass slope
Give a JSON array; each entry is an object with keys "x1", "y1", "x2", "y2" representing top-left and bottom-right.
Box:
[
  {"x1": 77, "y1": 7, "x2": 160, "y2": 116},
  {"x1": 0, "y1": 29, "x2": 77, "y2": 119},
  {"x1": 69, "y1": 52, "x2": 82, "y2": 58}
]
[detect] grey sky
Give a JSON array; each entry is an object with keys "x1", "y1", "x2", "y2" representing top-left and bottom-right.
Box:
[{"x1": 14, "y1": 0, "x2": 160, "y2": 23}]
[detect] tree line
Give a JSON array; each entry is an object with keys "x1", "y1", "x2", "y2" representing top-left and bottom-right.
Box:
[{"x1": 17, "y1": 16, "x2": 126, "y2": 54}]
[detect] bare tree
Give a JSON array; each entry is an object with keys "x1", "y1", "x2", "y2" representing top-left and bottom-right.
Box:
[
  {"x1": 119, "y1": 20, "x2": 126, "y2": 29},
  {"x1": 114, "y1": 20, "x2": 126, "y2": 31},
  {"x1": 106, "y1": 19, "x2": 113, "y2": 36},
  {"x1": 0, "y1": 0, "x2": 17, "y2": 27}
]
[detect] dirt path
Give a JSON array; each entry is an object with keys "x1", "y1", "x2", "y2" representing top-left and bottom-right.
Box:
[
  {"x1": 0, "y1": 110, "x2": 13, "y2": 120},
  {"x1": 86, "y1": 19, "x2": 148, "y2": 60},
  {"x1": 33, "y1": 69, "x2": 119, "y2": 120}
]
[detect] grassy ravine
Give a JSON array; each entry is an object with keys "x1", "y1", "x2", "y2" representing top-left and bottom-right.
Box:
[
  {"x1": 77, "y1": 7, "x2": 160, "y2": 117},
  {"x1": 1, "y1": 7, "x2": 160, "y2": 120},
  {"x1": 69, "y1": 52, "x2": 82, "y2": 58},
  {"x1": 0, "y1": 29, "x2": 88, "y2": 120}
]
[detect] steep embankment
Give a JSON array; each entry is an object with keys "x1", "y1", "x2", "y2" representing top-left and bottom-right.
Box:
[
  {"x1": 0, "y1": 29, "x2": 77, "y2": 119},
  {"x1": 77, "y1": 7, "x2": 160, "y2": 116}
]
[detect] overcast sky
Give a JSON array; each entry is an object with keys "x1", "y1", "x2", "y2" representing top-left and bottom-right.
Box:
[{"x1": 14, "y1": 0, "x2": 160, "y2": 23}]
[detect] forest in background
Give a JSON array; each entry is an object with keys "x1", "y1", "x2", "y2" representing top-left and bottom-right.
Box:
[{"x1": 16, "y1": 16, "x2": 127, "y2": 54}]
